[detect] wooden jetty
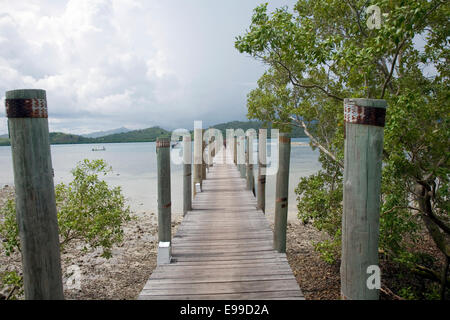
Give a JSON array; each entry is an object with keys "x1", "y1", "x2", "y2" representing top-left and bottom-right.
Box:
[
  {"x1": 5, "y1": 88, "x2": 386, "y2": 300},
  {"x1": 138, "y1": 148, "x2": 304, "y2": 300}
]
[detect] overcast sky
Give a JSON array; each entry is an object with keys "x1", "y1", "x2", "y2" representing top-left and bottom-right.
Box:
[{"x1": 0, "y1": 0, "x2": 293, "y2": 134}]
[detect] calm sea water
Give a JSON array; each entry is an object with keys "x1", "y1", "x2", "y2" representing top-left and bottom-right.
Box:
[{"x1": 0, "y1": 138, "x2": 321, "y2": 221}]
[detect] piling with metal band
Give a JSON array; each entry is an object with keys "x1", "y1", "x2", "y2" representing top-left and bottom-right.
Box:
[
  {"x1": 202, "y1": 137, "x2": 207, "y2": 180},
  {"x1": 233, "y1": 136, "x2": 237, "y2": 165},
  {"x1": 157, "y1": 137, "x2": 171, "y2": 243},
  {"x1": 210, "y1": 136, "x2": 215, "y2": 165},
  {"x1": 240, "y1": 136, "x2": 247, "y2": 178},
  {"x1": 273, "y1": 133, "x2": 291, "y2": 253},
  {"x1": 246, "y1": 134, "x2": 255, "y2": 193},
  {"x1": 6, "y1": 89, "x2": 64, "y2": 299},
  {"x1": 257, "y1": 129, "x2": 267, "y2": 213},
  {"x1": 193, "y1": 128, "x2": 202, "y2": 195},
  {"x1": 183, "y1": 135, "x2": 192, "y2": 216},
  {"x1": 341, "y1": 98, "x2": 387, "y2": 300},
  {"x1": 238, "y1": 136, "x2": 245, "y2": 178}
]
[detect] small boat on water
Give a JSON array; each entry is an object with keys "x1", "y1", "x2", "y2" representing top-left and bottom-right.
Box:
[{"x1": 92, "y1": 146, "x2": 106, "y2": 151}]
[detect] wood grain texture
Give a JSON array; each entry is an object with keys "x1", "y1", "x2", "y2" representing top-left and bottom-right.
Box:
[
  {"x1": 273, "y1": 133, "x2": 291, "y2": 253},
  {"x1": 6, "y1": 89, "x2": 64, "y2": 300},
  {"x1": 157, "y1": 137, "x2": 171, "y2": 242},
  {"x1": 341, "y1": 98, "x2": 387, "y2": 300},
  {"x1": 183, "y1": 136, "x2": 192, "y2": 216},
  {"x1": 257, "y1": 129, "x2": 267, "y2": 213},
  {"x1": 139, "y1": 147, "x2": 303, "y2": 300}
]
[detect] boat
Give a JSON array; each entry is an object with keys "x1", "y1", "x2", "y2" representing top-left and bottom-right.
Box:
[{"x1": 92, "y1": 146, "x2": 106, "y2": 151}]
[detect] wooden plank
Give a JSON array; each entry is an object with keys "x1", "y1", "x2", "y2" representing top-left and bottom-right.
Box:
[
  {"x1": 151, "y1": 265, "x2": 292, "y2": 275},
  {"x1": 141, "y1": 279, "x2": 300, "y2": 294},
  {"x1": 138, "y1": 290, "x2": 304, "y2": 300},
  {"x1": 145, "y1": 274, "x2": 296, "y2": 284},
  {"x1": 165, "y1": 258, "x2": 289, "y2": 267}
]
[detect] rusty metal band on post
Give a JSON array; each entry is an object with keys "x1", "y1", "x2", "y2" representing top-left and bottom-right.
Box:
[
  {"x1": 276, "y1": 197, "x2": 287, "y2": 209},
  {"x1": 344, "y1": 103, "x2": 386, "y2": 127},
  {"x1": 156, "y1": 140, "x2": 170, "y2": 148},
  {"x1": 279, "y1": 136, "x2": 290, "y2": 144},
  {"x1": 5, "y1": 99, "x2": 48, "y2": 118},
  {"x1": 258, "y1": 177, "x2": 266, "y2": 184},
  {"x1": 162, "y1": 202, "x2": 171, "y2": 208}
]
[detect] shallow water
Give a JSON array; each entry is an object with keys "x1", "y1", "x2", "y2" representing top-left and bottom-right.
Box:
[{"x1": 0, "y1": 138, "x2": 321, "y2": 220}]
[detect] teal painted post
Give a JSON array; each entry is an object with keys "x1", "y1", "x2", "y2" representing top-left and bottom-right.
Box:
[
  {"x1": 6, "y1": 89, "x2": 64, "y2": 299},
  {"x1": 246, "y1": 133, "x2": 255, "y2": 194},
  {"x1": 257, "y1": 129, "x2": 266, "y2": 213},
  {"x1": 273, "y1": 133, "x2": 291, "y2": 253},
  {"x1": 157, "y1": 137, "x2": 171, "y2": 243},
  {"x1": 341, "y1": 98, "x2": 387, "y2": 300},
  {"x1": 193, "y1": 128, "x2": 202, "y2": 195},
  {"x1": 233, "y1": 136, "x2": 237, "y2": 165},
  {"x1": 183, "y1": 135, "x2": 192, "y2": 216},
  {"x1": 238, "y1": 136, "x2": 245, "y2": 178}
]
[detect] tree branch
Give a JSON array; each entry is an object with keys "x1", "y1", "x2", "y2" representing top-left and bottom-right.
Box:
[
  {"x1": 261, "y1": 52, "x2": 344, "y2": 101},
  {"x1": 380, "y1": 39, "x2": 406, "y2": 99},
  {"x1": 290, "y1": 116, "x2": 344, "y2": 169}
]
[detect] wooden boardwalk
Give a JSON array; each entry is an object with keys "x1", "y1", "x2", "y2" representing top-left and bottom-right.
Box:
[{"x1": 138, "y1": 148, "x2": 304, "y2": 300}]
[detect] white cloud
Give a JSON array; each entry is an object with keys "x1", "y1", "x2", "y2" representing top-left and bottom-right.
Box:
[{"x1": 0, "y1": 0, "x2": 293, "y2": 134}]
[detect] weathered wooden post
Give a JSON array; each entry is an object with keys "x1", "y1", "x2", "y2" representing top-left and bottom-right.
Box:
[
  {"x1": 257, "y1": 128, "x2": 266, "y2": 213},
  {"x1": 5, "y1": 89, "x2": 64, "y2": 299},
  {"x1": 246, "y1": 133, "x2": 255, "y2": 194},
  {"x1": 183, "y1": 135, "x2": 192, "y2": 216},
  {"x1": 156, "y1": 137, "x2": 171, "y2": 264},
  {"x1": 233, "y1": 136, "x2": 237, "y2": 165},
  {"x1": 341, "y1": 98, "x2": 387, "y2": 300},
  {"x1": 210, "y1": 136, "x2": 215, "y2": 165},
  {"x1": 238, "y1": 136, "x2": 245, "y2": 178},
  {"x1": 273, "y1": 133, "x2": 291, "y2": 253},
  {"x1": 202, "y1": 137, "x2": 207, "y2": 180},
  {"x1": 241, "y1": 136, "x2": 247, "y2": 178},
  {"x1": 193, "y1": 128, "x2": 202, "y2": 195}
]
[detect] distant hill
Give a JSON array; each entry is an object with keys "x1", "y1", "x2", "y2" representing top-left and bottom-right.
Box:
[
  {"x1": 82, "y1": 127, "x2": 131, "y2": 138},
  {"x1": 0, "y1": 121, "x2": 307, "y2": 147},
  {"x1": 50, "y1": 132, "x2": 94, "y2": 144},
  {"x1": 210, "y1": 120, "x2": 307, "y2": 138},
  {"x1": 0, "y1": 126, "x2": 170, "y2": 146},
  {"x1": 94, "y1": 127, "x2": 170, "y2": 143},
  {"x1": 0, "y1": 134, "x2": 8, "y2": 139},
  {"x1": 0, "y1": 137, "x2": 9, "y2": 146}
]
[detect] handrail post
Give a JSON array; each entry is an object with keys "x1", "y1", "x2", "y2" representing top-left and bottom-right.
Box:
[
  {"x1": 233, "y1": 136, "x2": 237, "y2": 165},
  {"x1": 183, "y1": 135, "x2": 192, "y2": 216},
  {"x1": 341, "y1": 98, "x2": 387, "y2": 300},
  {"x1": 273, "y1": 133, "x2": 291, "y2": 253},
  {"x1": 6, "y1": 89, "x2": 64, "y2": 299},
  {"x1": 202, "y1": 134, "x2": 207, "y2": 180},
  {"x1": 193, "y1": 128, "x2": 202, "y2": 195},
  {"x1": 246, "y1": 133, "x2": 255, "y2": 194},
  {"x1": 156, "y1": 137, "x2": 172, "y2": 265},
  {"x1": 210, "y1": 136, "x2": 215, "y2": 165},
  {"x1": 238, "y1": 136, "x2": 245, "y2": 178},
  {"x1": 257, "y1": 129, "x2": 266, "y2": 213},
  {"x1": 243, "y1": 136, "x2": 248, "y2": 179}
]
